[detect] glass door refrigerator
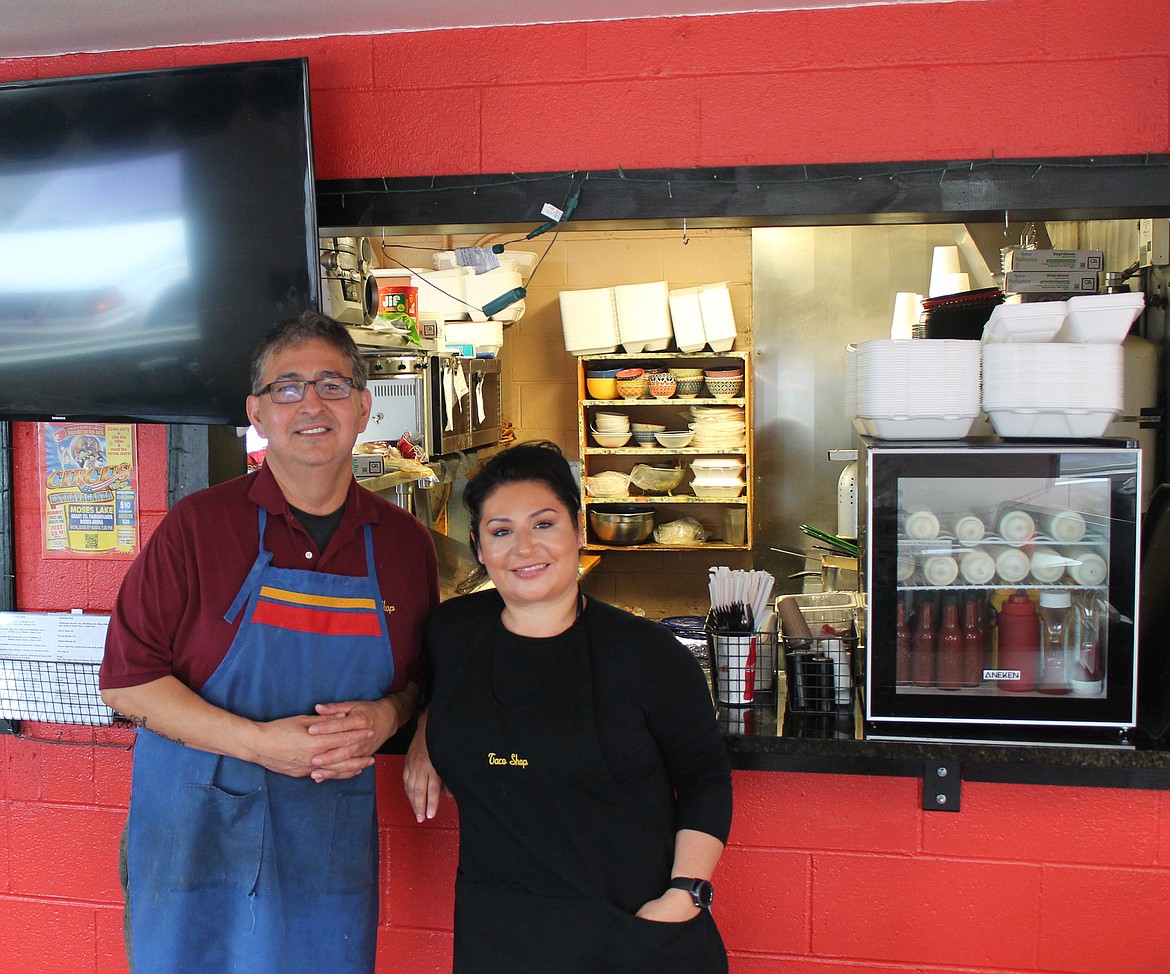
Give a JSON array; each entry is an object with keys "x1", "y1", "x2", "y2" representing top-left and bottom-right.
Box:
[{"x1": 861, "y1": 438, "x2": 1140, "y2": 745}]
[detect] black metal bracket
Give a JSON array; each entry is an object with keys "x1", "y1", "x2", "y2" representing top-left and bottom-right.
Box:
[
  {"x1": 923, "y1": 760, "x2": 962, "y2": 812},
  {"x1": 0, "y1": 718, "x2": 19, "y2": 736}
]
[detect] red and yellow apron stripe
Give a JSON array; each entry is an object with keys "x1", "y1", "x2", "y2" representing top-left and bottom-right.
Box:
[
  {"x1": 258, "y1": 585, "x2": 377, "y2": 611},
  {"x1": 251, "y1": 599, "x2": 383, "y2": 637},
  {"x1": 252, "y1": 585, "x2": 383, "y2": 637}
]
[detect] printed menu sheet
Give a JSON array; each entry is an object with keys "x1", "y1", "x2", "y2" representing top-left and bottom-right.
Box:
[{"x1": 0, "y1": 612, "x2": 114, "y2": 725}]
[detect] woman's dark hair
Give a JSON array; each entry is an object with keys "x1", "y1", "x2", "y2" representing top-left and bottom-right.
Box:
[{"x1": 463, "y1": 440, "x2": 580, "y2": 559}]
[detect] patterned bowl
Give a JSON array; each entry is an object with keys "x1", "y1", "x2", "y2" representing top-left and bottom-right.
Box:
[
  {"x1": 615, "y1": 374, "x2": 649, "y2": 399},
  {"x1": 648, "y1": 372, "x2": 678, "y2": 399},
  {"x1": 675, "y1": 376, "x2": 705, "y2": 398},
  {"x1": 704, "y1": 376, "x2": 744, "y2": 399}
]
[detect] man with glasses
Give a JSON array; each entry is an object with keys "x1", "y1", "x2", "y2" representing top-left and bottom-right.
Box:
[{"x1": 101, "y1": 311, "x2": 439, "y2": 974}]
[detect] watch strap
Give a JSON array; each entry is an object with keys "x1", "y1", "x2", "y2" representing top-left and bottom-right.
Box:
[{"x1": 668, "y1": 876, "x2": 714, "y2": 909}]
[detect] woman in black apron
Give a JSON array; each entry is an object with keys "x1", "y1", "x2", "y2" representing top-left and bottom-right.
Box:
[{"x1": 406, "y1": 442, "x2": 732, "y2": 974}]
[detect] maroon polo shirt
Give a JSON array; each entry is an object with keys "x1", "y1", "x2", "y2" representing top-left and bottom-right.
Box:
[{"x1": 101, "y1": 463, "x2": 438, "y2": 696}]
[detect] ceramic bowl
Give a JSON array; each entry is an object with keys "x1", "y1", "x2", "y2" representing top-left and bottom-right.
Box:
[
  {"x1": 631, "y1": 422, "x2": 667, "y2": 433},
  {"x1": 675, "y1": 376, "x2": 705, "y2": 398},
  {"x1": 705, "y1": 376, "x2": 744, "y2": 399},
  {"x1": 585, "y1": 367, "x2": 622, "y2": 378},
  {"x1": 586, "y1": 376, "x2": 618, "y2": 399},
  {"x1": 616, "y1": 375, "x2": 649, "y2": 399},
  {"x1": 615, "y1": 367, "x2": 646, "y2": 380},
  {"x1": 654, "y1": 430, "x2": 695, "y2": 448},
  {"x1": 648, "y1": 372, "x2": 678, "y2": 399},
  {"x1": 632, "y1": 430, "x2": 660, "y2": 445},
  {"x1": 670, "y1": 367, "x2": 704, "y2": 379},
  {"x1": 703, "y1": 367, "x2": 744, "y2": 379},
  {"x1": 590, "y1": 428, "x2": 633, "y2": 448},
  {"x1": 593, "y1": 411, "x2": 630, "y2": 431}
]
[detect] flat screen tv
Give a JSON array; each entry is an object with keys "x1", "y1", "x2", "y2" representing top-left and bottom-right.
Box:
[{"x1": 0, "y1": 58, "x2": 318, "y2": 426}]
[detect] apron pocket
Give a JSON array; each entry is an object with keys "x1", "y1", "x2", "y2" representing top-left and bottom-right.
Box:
[
  {"x1": 324, "y1": 791, "x2": 377, "y2": 895},
  {"x1": 167, "y1": 782, "x2": 266, "y2": 893}
]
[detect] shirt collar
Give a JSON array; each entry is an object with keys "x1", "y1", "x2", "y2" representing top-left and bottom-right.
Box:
[{"x1": 247, "y1": 462, "x2": 381, "y2": 528}]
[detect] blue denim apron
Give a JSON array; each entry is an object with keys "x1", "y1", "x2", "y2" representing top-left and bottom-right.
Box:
[{"x1": 126, "y1": 509, "x2": 393, "y2": 974}]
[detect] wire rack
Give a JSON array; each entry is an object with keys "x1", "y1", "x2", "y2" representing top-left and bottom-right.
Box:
[
  {"x1": 0, "y1": 658, "x2": 115, "y2": 726},
  {"x1": 783, "y1": 634, "x2": 858, "y2": 715}
]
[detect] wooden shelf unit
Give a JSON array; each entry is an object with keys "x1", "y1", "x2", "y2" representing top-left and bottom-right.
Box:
[{"x1": 577, "y1": 351, "x2": 753, "y2": 552}]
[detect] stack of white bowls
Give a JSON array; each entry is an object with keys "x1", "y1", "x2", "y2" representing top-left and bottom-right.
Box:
[
  {"x1": 689, "y1": 405, "x2": 746, "y2": 450},
  {"x1": 853, "y1": 339, "x2": 982, "y2": 439},
  {"x1": 590, "y1": 410, "x2": 632, "y2": 448},
  {"x1": 981, "y1": 343, "x2": 1124, "y2": 437}
]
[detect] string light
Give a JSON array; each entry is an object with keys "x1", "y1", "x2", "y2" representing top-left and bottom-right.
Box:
[{"x1": 321, "y1": 156, "x2": 1169, "y2": 206}]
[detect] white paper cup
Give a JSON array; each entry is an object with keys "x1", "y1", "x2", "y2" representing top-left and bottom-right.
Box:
[
  {"x1": 929, "y1": 246, "x2": 961, "y2": 297},
  {"x1": 713, "y1": 632, "x2": 757, "y2": 707}
]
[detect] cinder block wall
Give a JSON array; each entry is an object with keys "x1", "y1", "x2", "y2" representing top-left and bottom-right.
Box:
[{"x1": 2, "y1": 3, "x2": 1170, "y2": 972}]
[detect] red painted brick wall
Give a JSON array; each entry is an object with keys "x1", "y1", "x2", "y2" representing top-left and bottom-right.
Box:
[{"x1": 3, "y1": 3, "x2": 1170, "y2": 971}]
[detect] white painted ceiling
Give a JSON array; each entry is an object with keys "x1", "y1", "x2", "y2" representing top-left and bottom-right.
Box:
[{"x1": 0, "y1": 0, "x2": 936, "y2": 59}]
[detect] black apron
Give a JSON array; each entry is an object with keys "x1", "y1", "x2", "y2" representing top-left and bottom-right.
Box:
[{"x1": 427, "y1": 609, "x2": 727, "y2": 974}]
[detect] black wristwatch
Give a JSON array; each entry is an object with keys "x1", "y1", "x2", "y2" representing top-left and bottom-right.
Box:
[{"x1": 669, "y1": 876, "x2": 714, "y2": 909}]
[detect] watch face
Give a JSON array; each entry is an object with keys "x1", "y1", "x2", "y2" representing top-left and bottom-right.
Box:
[{"x1": 693, "y1": 879, "x2": 714, "y2": 909}]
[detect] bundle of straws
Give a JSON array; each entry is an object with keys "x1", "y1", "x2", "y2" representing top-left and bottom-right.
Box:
[{"x1": 707, "y1": 566, "x2": 775, "y2": 632}]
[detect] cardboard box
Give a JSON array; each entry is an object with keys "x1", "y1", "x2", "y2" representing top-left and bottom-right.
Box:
[
  {"x1": 1139, "y1": 219, "x2": 1169, "y2": 267},
  {"x1": 1004, "y1": 271, "x2": 1100, "y2": 294},
  {"x1": 352, "y1": 455, "x2": 385, "y2": 478},
  {"x1": 1003, "y1": 249, "x2": 1104, "y2": 272}
]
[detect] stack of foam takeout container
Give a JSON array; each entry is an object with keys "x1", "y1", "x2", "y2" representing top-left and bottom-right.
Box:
[
  {"x1": 979, "y1": 291, "x2": 1142, "y2": 437},
  {"x1": 851, "y1": 339, "x2": 982, "y2": 439}
]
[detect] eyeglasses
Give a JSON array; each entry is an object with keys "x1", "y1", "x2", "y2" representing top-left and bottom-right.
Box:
[{"x1": 255, "y1": 376, "x2": 357, "y2": 404}]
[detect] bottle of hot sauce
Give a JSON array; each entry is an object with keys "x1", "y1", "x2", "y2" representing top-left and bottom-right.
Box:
[
  {"x1": 910, "y1": 599, "x2": 936, "y2": 687},
  {"x1": 962, "y1": 597, "x2": 984, "y2": 687},
  {"x1": 936, "y1": 600, "x2": 964, "y2": 690},
  {"x1": 896, "y1": 597, "x2": 911, "y2": 686}
]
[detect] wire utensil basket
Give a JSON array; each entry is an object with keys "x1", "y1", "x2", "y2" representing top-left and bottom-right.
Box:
[{"x1": 783, "y1": 634, "x2": 858, "y2": 715}]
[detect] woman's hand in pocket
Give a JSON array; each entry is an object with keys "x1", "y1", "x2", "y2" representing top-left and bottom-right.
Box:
[{"x1": 635, "y1": 888, "x2": 701, "y2": 923}]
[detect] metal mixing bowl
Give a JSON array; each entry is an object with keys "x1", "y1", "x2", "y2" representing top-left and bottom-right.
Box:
[{"x1": 588, "y1": 505, "x2": 656, "y2": 545}]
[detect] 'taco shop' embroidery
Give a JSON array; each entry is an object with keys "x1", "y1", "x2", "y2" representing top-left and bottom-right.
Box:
[{"x1": 488, "y1": 752, "x2": 529, "y2": 768}]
